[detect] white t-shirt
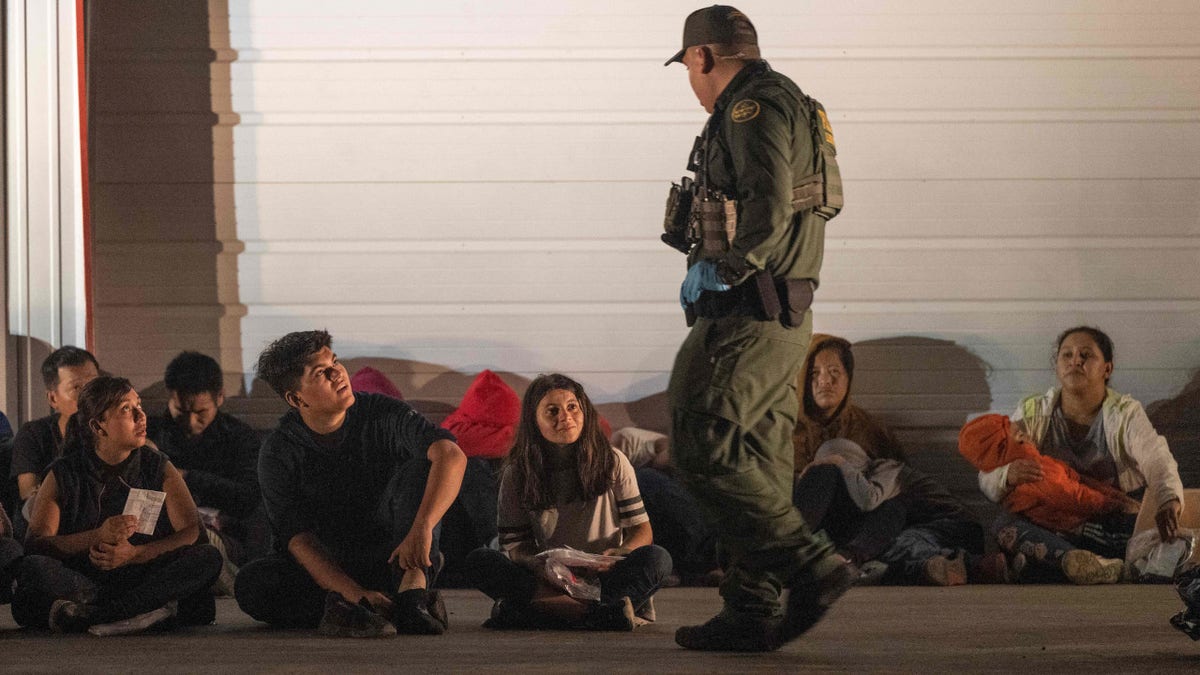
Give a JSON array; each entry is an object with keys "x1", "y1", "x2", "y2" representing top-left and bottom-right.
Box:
[{"x1": 497, "y1": 448, "x2": 649, "y2": 555}]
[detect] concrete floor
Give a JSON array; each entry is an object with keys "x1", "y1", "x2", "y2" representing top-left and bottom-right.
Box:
[{"x1": 1, "y1": 586, "x2": 1198, "y2": 673}]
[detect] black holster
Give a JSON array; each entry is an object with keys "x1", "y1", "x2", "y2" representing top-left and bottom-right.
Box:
[
  {"x1": 752, "y1": 271, "x2": 814, "y2": 327},
  {"x1": 689, "y1": 273, "x2": 814, "y2": 327}
]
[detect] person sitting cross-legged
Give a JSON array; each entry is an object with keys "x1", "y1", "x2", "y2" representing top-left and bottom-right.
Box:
[
  {"x1": 463, "y1": 373, "x2": 672, "y2": 631},
  {"x1": 11, "y1": 376, "x2": 222, "y2": 635},
  {"x1": 233, "y1": 330, "x2": 467, "y2": 638}
]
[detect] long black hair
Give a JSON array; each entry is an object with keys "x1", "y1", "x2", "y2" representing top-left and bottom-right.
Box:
[{"x1": 505, "y1": 373, "x2": 615, "y2": 511}]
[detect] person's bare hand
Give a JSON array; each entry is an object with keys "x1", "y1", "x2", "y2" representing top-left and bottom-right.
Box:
[
  {"x1": 596, "y1": 547, "x2": 629, "y2": 573},
  {"x1": 388, "y1": 526, "x2": 433, "y2": 571},
  {"x1": 1157, "y1": 499, "x2": 1182, "y2": 541},
  {"x1": 356, "y1": 590, "x2": 394, "y2": 615},
  {"x1": 90, "y1": 539, "x2": 137, "y2": 570},
  {"x1": 1005, "y1": 459, "x2": 1044, "y2": 486},
  {"x1": 1120, "y1": 497, "x2": 1143, "y2": 515},
  {"x1": 98, "y1": 514, "x2": 137, "y2": 545}
]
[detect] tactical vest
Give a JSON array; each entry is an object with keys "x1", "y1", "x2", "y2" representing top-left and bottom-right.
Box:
[{"x1": 790, "y1": 94, "x2": 843, "y2": 221}]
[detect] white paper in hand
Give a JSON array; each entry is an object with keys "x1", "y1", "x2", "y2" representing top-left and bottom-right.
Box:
[{"x1": 122, "y1": 488, "x2": 167, "y2": 535}]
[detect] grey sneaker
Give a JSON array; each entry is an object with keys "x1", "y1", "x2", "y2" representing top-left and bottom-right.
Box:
[
  {"x1": 1061, "y1": 549, "x2": 1123, "y2": 585},
  {"x1": 317, "y1": 592, "x2": 396, "y2": 638},
  {"x1": 855, "y1": 560, "x2": 889, "y2": 586},
  {"x1": 49, "y1": 599, "x2": 101, "y2": 634},
  {"x1": 87, "y1": 602, "x2": 178, "y2": 637}
]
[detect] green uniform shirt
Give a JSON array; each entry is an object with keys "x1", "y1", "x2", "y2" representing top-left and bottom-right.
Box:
[{"x1": 687, "y1": 60, "x2": 828, "y2": 288}]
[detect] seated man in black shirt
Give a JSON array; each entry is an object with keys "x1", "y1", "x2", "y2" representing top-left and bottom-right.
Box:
[
  {"x1": 9, "y1": 346, "x2": 101, "y2": 536},
  {"x1": 234, "y1": 331, "x2": 467, "y2": 637},
  {"x1": 147, "y1": 351, "x2": 263, "y2": 595}
]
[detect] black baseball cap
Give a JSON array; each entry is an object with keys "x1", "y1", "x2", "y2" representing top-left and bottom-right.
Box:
[{"x1": 665, "y1": 5, "x2": 760, "y2": 66}]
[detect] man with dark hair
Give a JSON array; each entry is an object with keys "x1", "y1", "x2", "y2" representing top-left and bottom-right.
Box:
[
  {"x1": 148, "y1": 351, "x2": 263, "y2": 594},
  {"x1": 235, "y1": 330, "x2": 468, "y2": 637},
  {"x1": 663, "y1": 6, "x2": 852, "y2": 652},
  {"x1": 9, "y1": 346, "x2": 101, "y2": 535}
]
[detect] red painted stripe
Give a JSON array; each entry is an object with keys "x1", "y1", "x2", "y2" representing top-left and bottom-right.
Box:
[{"x1": 76, "y1": 0, "x2": 93, "y2": 350}]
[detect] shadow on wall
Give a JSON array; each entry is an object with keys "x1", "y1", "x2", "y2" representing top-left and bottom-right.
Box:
[
  {"x1": 851, "y1": 336, "x2": 993, "y2": 518},
  {"x1": 1148, "y1": 368, "x2": 1200, "y2": 489},
  {"x1": 89, "y1": 0, "x2": 244, "y2": 391},
  {"x1": 585, "y1": 335, "x2": 994, "y2": 462}
]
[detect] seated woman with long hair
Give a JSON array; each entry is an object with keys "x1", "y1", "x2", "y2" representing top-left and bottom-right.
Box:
[
  {"x1": 11, "y1": 376, "x2": 221, "y2": 634},
  {"x1": 464, "y1": 373, "x2": 671, "y2": 630}
]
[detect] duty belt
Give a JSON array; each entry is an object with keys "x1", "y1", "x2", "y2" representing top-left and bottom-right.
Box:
[{"x1": 693, "y1": 276, "x2": 815, "y2": 327}]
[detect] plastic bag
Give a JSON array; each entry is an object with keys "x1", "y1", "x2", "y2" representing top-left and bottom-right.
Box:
[
  {"x1": 535, "y1": 547, "x2": 624, "y2": 602},
  {"x1": 1125, "y1": 528, "x2": 1197, "y2": 582}
]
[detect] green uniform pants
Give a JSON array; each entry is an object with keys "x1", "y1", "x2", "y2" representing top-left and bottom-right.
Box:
[{"x1": 668, "y1": 312, "x2": 834, "y2": 617}]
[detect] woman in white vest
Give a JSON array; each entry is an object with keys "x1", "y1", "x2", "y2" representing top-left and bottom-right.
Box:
[{"x1": 979, "y1": 326, "x2": 1183, "y2": 584}]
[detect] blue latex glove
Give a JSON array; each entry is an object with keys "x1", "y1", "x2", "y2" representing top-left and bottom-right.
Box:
[{"x1": 679, "y1": 260, "x2": 732, "y2": 309}]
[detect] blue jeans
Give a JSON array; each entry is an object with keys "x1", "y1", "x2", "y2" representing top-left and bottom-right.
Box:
[
  {"x1": 878, "y1": 519, "x2": 983, "y2": 582},
  {"x1": 464, "y1": 545, "x2": 672, "y2": 615},
  {"x1": 991, "y1": 511, "x2": 1136, "y2": 582}
]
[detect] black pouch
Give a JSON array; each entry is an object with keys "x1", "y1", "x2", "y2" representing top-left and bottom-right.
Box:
[
  {"x1": 777, "y1": 279, "x2": 814, "y2": 327},
  {"x1": 662, "y1": 179, "x2": 695, "y2": 253}
]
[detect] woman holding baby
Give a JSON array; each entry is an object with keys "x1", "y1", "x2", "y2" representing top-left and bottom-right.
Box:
[
  {"x1": 976, "y1": 326, "x2": 1184, "y2": 583},
  {"x1": 11, "y1": 376, "x2": 220, "y2": 633}
]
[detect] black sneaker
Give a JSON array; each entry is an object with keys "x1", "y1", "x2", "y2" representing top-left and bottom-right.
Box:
[
  {"x1": 675, "y1": 610, "x2": 781, "y2": 652},
  {"x1": 317, "y1": 592, "x2": 396, "y2": 638},
  {"x1": 775, "y1": 558, "x2": 857, "y2": 646},
  {"x1": 481, "y1": 599, "x2": 543, "y2": 630},
  {"x1": 1171, "y1": 610, "x2": 1200, "y2": 641},
  {"x1": 48, "y1": 599, "x2": 102, "y2": 634},
  {"x1": 391, "y1": 588, "x2": 446, "y2": 635},
  {"x1": 580, "y1": 596, "x2": 635, "y2": 632}
]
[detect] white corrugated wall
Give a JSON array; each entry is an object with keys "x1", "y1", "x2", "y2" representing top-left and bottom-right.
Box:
[{"x1": 90, "y1": 0, "x2": 1200, "y2": 433}]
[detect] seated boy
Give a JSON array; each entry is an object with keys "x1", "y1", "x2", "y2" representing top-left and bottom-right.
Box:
[
  {"x1": 959, "y1": 414, "x2": 1141, "y2": 533},
  {"x1": 9, "y1": 347, "x2": 100, "y2": 531},
  {"x1": 234, "y1": 330, "x2": 467, "y2": 637},
  {"x1": 147, "y1": 351, "x2": 263, "y2": 593}
]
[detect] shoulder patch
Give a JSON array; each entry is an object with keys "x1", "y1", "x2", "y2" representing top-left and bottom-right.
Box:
[
  {"x1": 817, "y1": 108, "x2": 836, "y2": 147},
  {"x1": 730, "y1": 99, "x2": 760, "y2": 123}
]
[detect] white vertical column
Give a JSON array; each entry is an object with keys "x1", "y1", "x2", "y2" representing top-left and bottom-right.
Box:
[{"x1": 4, "y1": 0, "x2": 87, "y2": 421}]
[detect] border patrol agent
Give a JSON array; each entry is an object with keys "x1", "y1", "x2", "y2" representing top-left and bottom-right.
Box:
[{"x1": 662, "y1": 6, "x2": 854, "y2": 652}]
